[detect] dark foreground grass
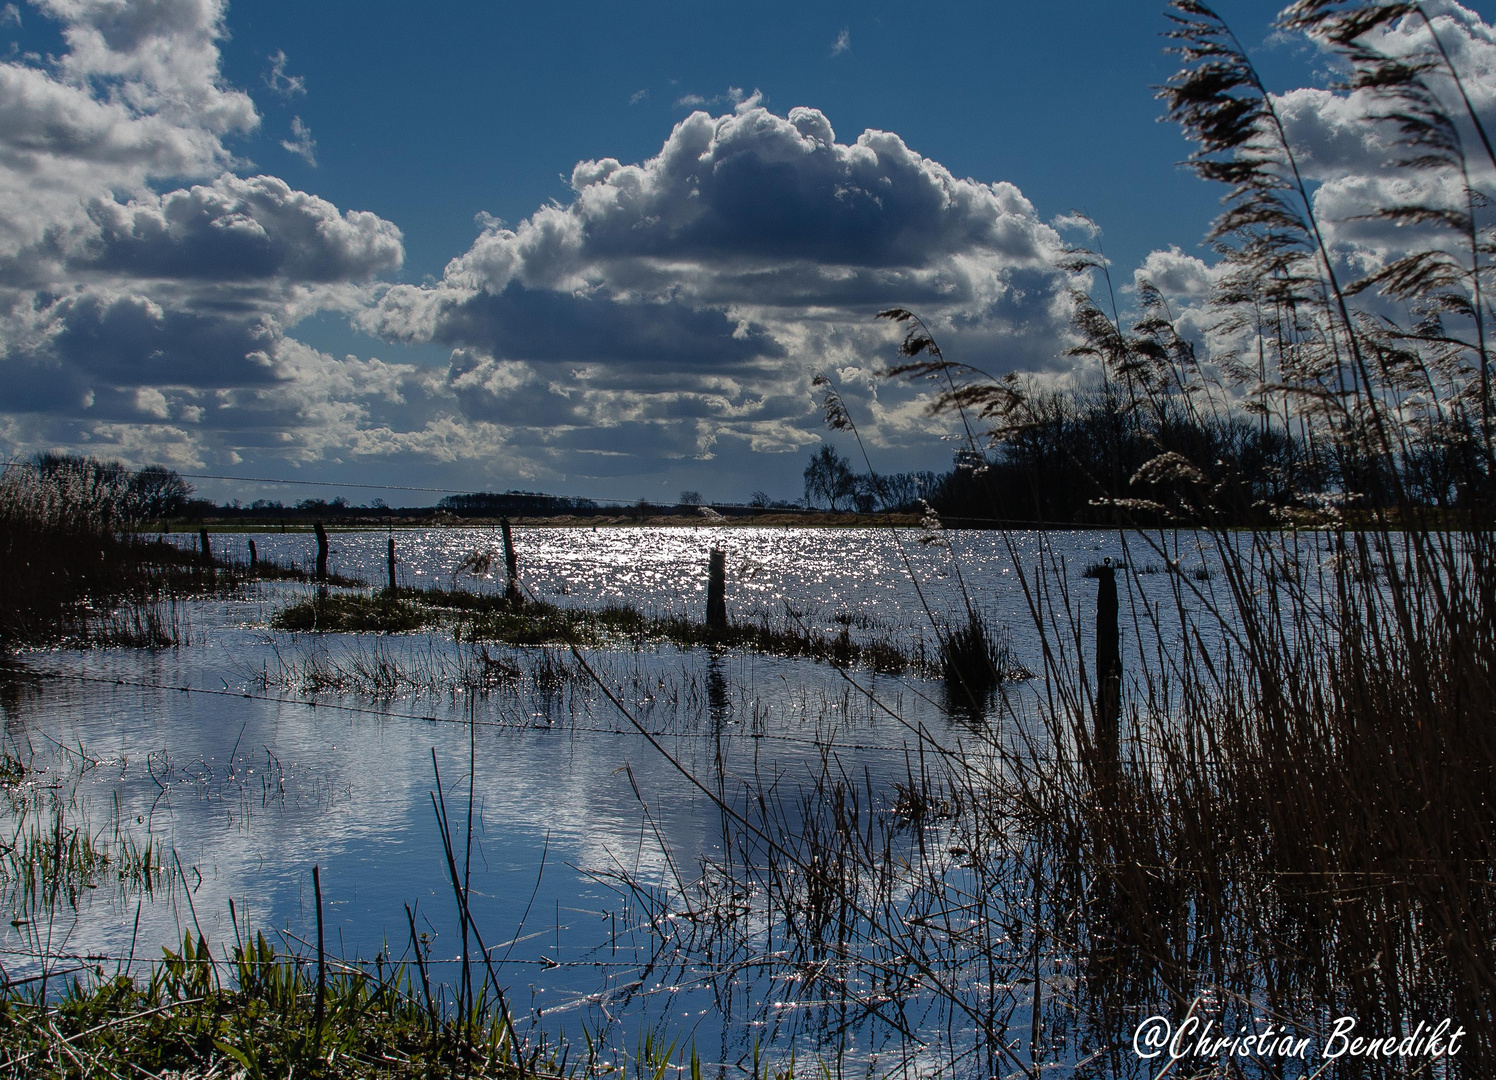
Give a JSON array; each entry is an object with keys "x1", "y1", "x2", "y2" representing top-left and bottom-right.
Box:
[{"x1": 0, "y1": 934, "x2": 542, "y2": 1079}]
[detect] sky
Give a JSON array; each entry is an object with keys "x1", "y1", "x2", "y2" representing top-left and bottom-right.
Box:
[{"x1": 2, "y1": 0, "x2": 1495, "y2": 506}]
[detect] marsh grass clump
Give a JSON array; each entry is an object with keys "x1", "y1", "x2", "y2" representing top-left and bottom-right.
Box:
[
  {"x1": 0, "y1": 932, "x2": 540, "y2": 1079},
  {"x1": 271, "y1": 586, "x2": 932, "y2": 679},
  {"x1": 274, "y1": 594, "x2": 430, "y2": 633},
  {"x1": 0, "y1": 816, "x2": 109, "y2": 911},
  {"x1": 643, "y1": 611, "x2": 915, "y2": 674},
  {"x1": 0, "y1": 753, "x2": 23, "y2": 786},
  {"x1": 258, "y1": 638, "x2": 527, "y2": 699},
  {"x1": 937, "y1": 609, "x2": 1020, "y2": 716},
  {"x1": 87, "y1": 596, "x2": 182, "y2": 648},
  {"x1": 456, "y1": 602, "x2": 594, "y2": 645},
  {"x1": 0, "y1": 813, "x2": 165, "y2": 919}
]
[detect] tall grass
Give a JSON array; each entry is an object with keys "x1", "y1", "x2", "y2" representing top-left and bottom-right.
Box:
[
  {"x1": 858, "y1": 0, "x2": 1496, "y2": 1067},
  {"x1": 591, "y1": 3, "x2": 1496, "y2": 1074},
  {"x1": 0, "y1": 458, "x2": 352, "y2": 648},
  {"x1": 0, "y1": 460, "x2": 147, "y2": 645},
  {"x1": 0, "y1": 460, "x2": 209, "y2": 647}
]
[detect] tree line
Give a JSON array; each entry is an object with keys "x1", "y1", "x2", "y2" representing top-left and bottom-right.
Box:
[{"x1": 804, "y1": 383, "x2": 1490, "y2": 525}]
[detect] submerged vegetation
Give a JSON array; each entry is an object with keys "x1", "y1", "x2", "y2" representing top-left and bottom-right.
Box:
[{"x1": 269, "y1": 585, "x2": 1025, "y2": 685}]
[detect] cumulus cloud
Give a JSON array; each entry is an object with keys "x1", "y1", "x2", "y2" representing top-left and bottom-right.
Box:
[
  {"x1": 0, "y1": 0, "x2": 254, "y2": 253},
  {"x1": 1272, "y1": 2, "x2": 1496, "y2": 268},
  {"x1": 368, "y1": 106, "x2": 1059, "y2": 316},
  {"x1": 0, "y1": 0, "x2": 422, "y2": 473},
  {"x1": 362, "y1": 104, "x2": 1073, "y2": 471},
  {"x1": 1134, "y1": 246, "x2": 1217, "y2": 300},
  {"x1": 60, "y1": 173, "x2": 401, "y2": 283}
]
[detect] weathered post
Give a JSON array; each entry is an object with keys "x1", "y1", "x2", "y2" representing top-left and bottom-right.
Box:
[
  {"x1": 198, "y1": 527, "x2": 212, "y2": 567},
  {"x1": 1096, "y1": 559, "x2": 1121, "y2": 767},
  {"x1": 314, "y1": 522, "x2": 329, "y2": 582},
  {"x1": 386, "y1": 534, "x2": 398, "y2": 596},
  {"x1": 247, "y1": 538, "x2": 257, "y2": 569},
  {"x1": 312, "y1": 864, "x2": 326, "y2": 1053},
  {"x1": 707, "y1": 548, "x2": 727, "y2": 630},
  {"x1": 500, "y1": 517, "x2": 518, "y2": 601}
]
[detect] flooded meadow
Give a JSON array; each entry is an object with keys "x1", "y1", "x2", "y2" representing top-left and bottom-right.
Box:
[{"x1": 1, "y1": 524, "x2": 1486, "y2": 1077}]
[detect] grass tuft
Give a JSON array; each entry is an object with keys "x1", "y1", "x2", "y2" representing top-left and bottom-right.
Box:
[{"x1": 0, "y1": 932, "x2": 541, "y2": 1079}]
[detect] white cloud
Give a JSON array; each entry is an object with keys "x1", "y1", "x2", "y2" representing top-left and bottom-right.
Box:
[
  {"x1": 362, "y1": 104, "x2": 1072, "y2": 469},
  {"x1": 1134, "y1": 246, "x2": 1217, "y2": 300},
  {"x1": 265, "y1": 49, "x2": 306, "y2": 97},
  {"x1": 133, "y1": 386, "x2": 170, "y2": 419},
  {"x1": 281, "y1": 115, "x2": 317, "y2": 166},
  {"x1": 832, "y1": 27, "x2": 850, "y2": 56},
  {"x1": 0, "y1": 0, "x2": 415, "y2": 472},
  {"x1": 68, "y1": 173, "x2": 400, "y2": 282},
  {"x1": 674, "y1": 86, "x2": 764, "y2": 113},
  {"x1": 40, "y1": 0, "x2": 259, "y2": 136}
]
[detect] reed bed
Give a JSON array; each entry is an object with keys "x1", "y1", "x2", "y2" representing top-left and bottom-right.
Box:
[
  {"x1": 0, "y1": 459, "x2": 362, "y2": 650},
  {"x1": 593, "y1": 3, "x2": 1496, "y2": 1073}
]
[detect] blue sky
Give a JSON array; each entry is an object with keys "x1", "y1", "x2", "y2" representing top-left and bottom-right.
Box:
[{"x1": 2, "y1": 0, "x2": 1494, "y2": 505}]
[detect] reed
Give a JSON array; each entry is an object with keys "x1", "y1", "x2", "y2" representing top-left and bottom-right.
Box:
[
  {"x1": 853, "y1": 0, "x2": 1496, "y2": 1066},
  {"x1": 588, "y1": 5, "x2": 1496, "y2": 1072},
  {"x1": 0, "y1": 458, "x2": 363, "y2": 649}
]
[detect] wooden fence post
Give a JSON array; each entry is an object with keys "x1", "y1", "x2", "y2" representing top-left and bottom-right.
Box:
[
  {"x1": 387, "y1": 534, "x2": 398, "y2": 596},
  {"x1": 500, "y1": 518, "x2": 518, "y2": 600},
  {"x1": 314, "y1": 522, "x2": 329, "y2": 582},
  {"x1": 247, "y1": 538, "x2": 257, "y2": 569},
  {"x1": 1096, "y1": 559, "x2": 1121, "y2": 766},
  {"x1": 198, "y1": 527, "x2": 211, "y2": 567},
  {"x1": 312, "y1": 864, "x2": 326, "y2": 1053},
  {"x1": 707, "y1": 548, "x2": 727, "y2": 629}
]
